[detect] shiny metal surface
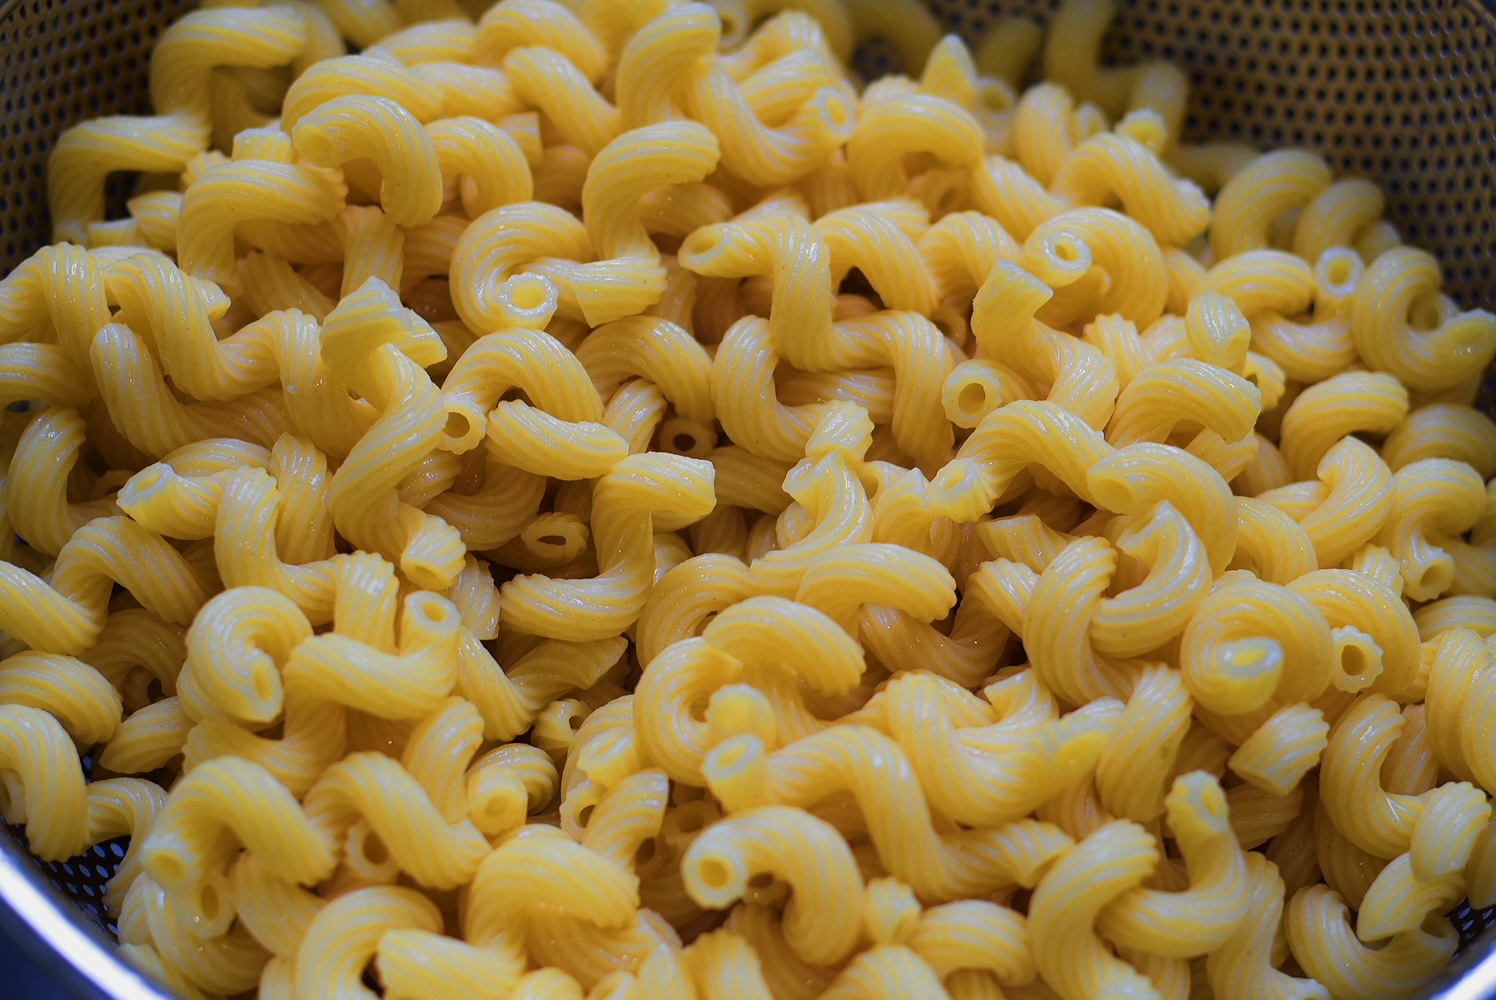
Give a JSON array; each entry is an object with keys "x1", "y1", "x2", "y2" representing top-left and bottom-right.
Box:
[
  {"x1": 2, "y1": 0, "x2": 1496, "y2": 996},
  {"x1": 0, "y1": 826, "x2": 165, "y2": 999}
]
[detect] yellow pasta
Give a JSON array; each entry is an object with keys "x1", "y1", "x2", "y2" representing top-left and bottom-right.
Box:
[
  {"x1": 5, "y1": 1, "x2": 1496, "y2": 996},
  {"x1": 1353, "y1": 247, "x2": 1496, "y2": 394},
  {"x1": 683, "y1": 805, "x2": 864, "y2": 964},
  {"x1": 1029, "y1": 819, "x2": 1160, "y2": 999},
  {"x1": 1096, "y1": 772, "x2": 1249, "y2": 959}
]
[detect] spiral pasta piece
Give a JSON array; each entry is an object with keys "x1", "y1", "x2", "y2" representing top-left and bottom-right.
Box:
[
  {"x1": 849, "y1": 95, "x2": 985, "y2": 200},
  {"x1": 1286, "y1": 884, "x2": 1457, "y2": 1000},
  {"x1": 1051, "y1": 132, "x2": 1211, "y2": 246},
  {"x1": 1279, "y1": 371, "x2": 1409, "y2": 482},
  {"x1": 292, "y1": 887, "x2": 443, "y2": 1000},
  {"x1": 6, "y1": 406, "x2": 117, "y2": 555},
  {"x1": 141, "y1": 756, "x2": 335, "y2": 892},
  {"x1": 292, "y1": 95, "x2": 444, "y2": 229},
  {"x1": 867, "y1": 670, "x2": 1119, "y2": 826},
  {"x1": 683, "y1": 806, "x2": 863, "y2": 964},
  {"x1": 702, "y1": 726, "x2": 1072, "y2": 901},
  {"x1": 500, "y1": 453, "x2": 715, "y2": 640},
  {"x1": 1211, "y1": 150, "x2": 1332, "y2": 258},
  {"x1": 0, "y1": 515, "x2": 208, "y2": 656},
  {"x1": 0, "y1": 704, "x2": 89, "y2": 861},
  {"x1": 685, "y1": 33, "x2": 854, "y2": 185},
  {"x1": 1096, "y1": 772, "x2": 1250, "y2": 957},
  {"x1": 1029, "y1": 819, "x2": 1160, "y2": 1000},
  {"x1": 1353, "y1": 246, "x2": 1496, "y2": 394},
  {"x1": 281, "y1": 53, "x2": 443, "y2": 131},
  {"x1": 303, "y1": 750, "x2": 490, "y2": 890},
  {"x1": 1318, "y1": 694, "x2": 1427, "y2": 858}
]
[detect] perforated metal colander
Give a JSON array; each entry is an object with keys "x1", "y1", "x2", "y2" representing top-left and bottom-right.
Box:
[{"x1": 3, "y1": 0, "x2": 1496, "y2": 996}]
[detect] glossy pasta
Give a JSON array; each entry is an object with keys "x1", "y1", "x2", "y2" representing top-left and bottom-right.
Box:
[{"x1": 4, "y1": 0, "x2": 1496, "y2": 998}]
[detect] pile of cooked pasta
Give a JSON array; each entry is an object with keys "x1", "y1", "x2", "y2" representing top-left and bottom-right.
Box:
[{"x1": 3, "y1": 0, "x2": 1496, "y2": 996}]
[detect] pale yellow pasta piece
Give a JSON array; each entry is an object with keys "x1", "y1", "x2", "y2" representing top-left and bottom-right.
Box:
[
  {"x1": 1196, "y1": 248, "x2": 1316, "y2": 319},
  {"x1": 1261, "y1": 437, "x2": 1394, "y2": 569},
  {"x1": 859, "y1": 670, "x2": 1118, "y2": 827},
  {"x1": 1180, "y1": 572, "x2": 1334, "y2": 714},
  {"x1": 476, "y1": 0, "x2": 608, "y2": 80},
  {"x1": 48, "y1": 115, "x2": 209, "y2": 245},
  {"x1": 1354, "y1": 247, "x2": 1496, "y2": 393},
  {"x1": 1095, "y1": 772, "x2": 1249, "y2": 962},
  {"x1": 5, "y1": 406, "x2": 118, "y2": 555},
  {"x1": 176, "y1": 586, "x2": 309, "y2": 726},
  {"x1": 681, "y1": 927, "x2": 775, "y2": 1000},
  {"x1": 1206, "y1": 853, "x2": 1330, "y2": 1000},
  {"x1": 1374, "y1": 457, "x2": 1485, "y2": 600},
  {"x1": 1211, "y1": 149, "x2": 1332, "y2": 259},
  {"x1": 1295, "y1": 177, "x2": 1385, "y2": 262},
  {"x1": 1089, "y1": 666, "x2": 1190, "y2": 823},
  {"x1": 1423, "y1": 627, "x2": 1496, "y2": 790},
  {"x1": 967, "y1": 154, "x2": 1072, "y2": 241},
  {"x1": 292, "y1": 886, "x2": 443, "y2": 1000},
  {"x1": 1319, "y1": 694, "x2": 1426, "y2": 859},
  {"x1": 466, "y1": 829, "x2": 639, "y2": 954},
  {"x1": 1052, "y1": 132, "x2": 1211, "y2": 247},
  {"x1": 968, "y1": 545, "x2": 1135, "y2": 706},
  {"x1": 0, "y1": 704, "x2": 89, "y2": 861},
  {"x1": 1029, "y1": 819, "x2": 1159, "y2": 999},
  {"x1": 702, "y1": 727, "x2": 1071, "y2": 901},
  {"x1": 318, "y1": 280, "x2": 465, "y2": 588},
  {"x1": 1011, "y1": 82, "x2": 1087, "y2": 187},
  {"x1": 379, "y1": 927, "x2": 525, "y2": 1000},
  {"x1": 1278, "y1": 371, "x2": 1409, "y2": 482},
  {"x1": 683, "y1": 805, "x2": 862, "y2": 964},
  {"x1": 293, "y1": 95, "x2": 444, "y2": 229},
  {"x1": 1228, "y1": 703, "x2": 1329, "y2": 797},
  {"x1": 1288, "y1": 567, "x2": 1421, "y2": 699},
  {"x1": 500, "y1": 453, "x2": 714, "y2": 639},
  {"x1": 122, "y1": 875, "x2": 269, "y2": 995},
  {"x1": 1251, "y1": 268, "x2": 1361, "y2": 383},
  {"x1": 1287, "y1": 884, "x2": 1457, "y2": 1000},
  {"x1": 303, "y1": 747, "x2": 489, "y2": 890},
  {"x1": 0, "y1": 514, "x2": 208, "y2": 657},
  {"x1": 1383, "y1": 403, "x2": 1496, "y2": 478},
  {"x1": 1027, "y1": 207, "x2": 1168, "y2": 328},
  {"x1": 849, "y1": 95, "x2": 984, "y2": 200},
  {"x1": 1359, "y1": 781, "x2": 1489, "y2": 940},
  {"x1": 97, "y1": 698, "x2": 190, "y2": 775},
  {"x1": 685, "y1": 30, "x2": 853, "y2": 185},
  {"x1": 577, "y1": 315, "x2": 715, "y2": 425},
  {"x1": 1108, "y1": 355, "x2": 1261, "y2": 449},
  {"x1": 635, "y1": 598, "x2": 861, "y2": 781},
  {"x1": 83, "y1": 778, "x2": 167, "y2": 917},
  {"x1": 440, "y1": 325, "x2": 608, "y2": 456},
  {"x1": 141, "y1": 756, "x2": 334, "y2": 894},
  {"x1": 0, "y1": 245, "x2": 115, "y2": 389},
  {"x1": 283, "y1": 589, "x2": 459, "y2": 720},
  {"x1": 178, "y1": 691, "x2": 339, "y2": 790}
]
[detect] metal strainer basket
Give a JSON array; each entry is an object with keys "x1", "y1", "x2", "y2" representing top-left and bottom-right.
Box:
[{"x1": 2, "y1": 0, "x2": 1496, "y2": 996}]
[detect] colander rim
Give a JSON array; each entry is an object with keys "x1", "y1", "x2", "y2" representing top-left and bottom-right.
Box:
[{"x1": 0, "y1": 832, "x2": 166, "y2": 1000}]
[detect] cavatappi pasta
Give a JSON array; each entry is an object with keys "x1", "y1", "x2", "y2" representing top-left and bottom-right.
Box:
[{"x1": 3, "y1": 0, "x2": 1496, "y2": 997}]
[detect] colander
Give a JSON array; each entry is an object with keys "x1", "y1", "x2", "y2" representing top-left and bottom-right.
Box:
[{"x1": 2, "y1": 0, "x2": 1496, "y2": 996}]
